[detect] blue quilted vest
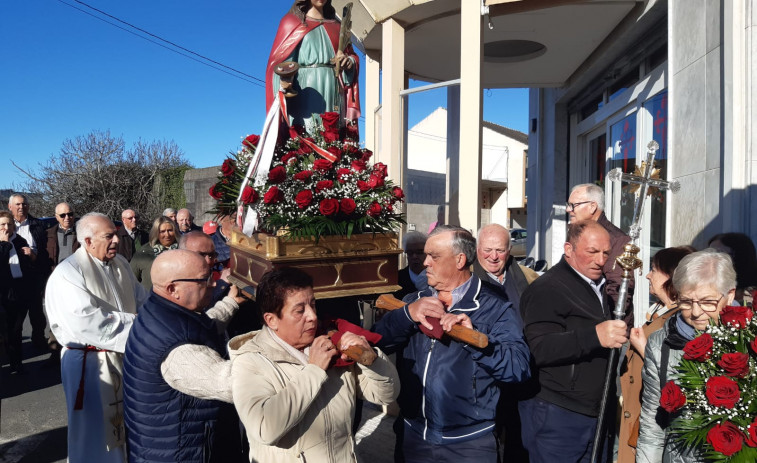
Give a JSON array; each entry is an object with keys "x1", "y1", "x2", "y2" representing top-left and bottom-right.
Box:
[{"x1": 124, "y1": 292, "x2": 226, "y2": 463}]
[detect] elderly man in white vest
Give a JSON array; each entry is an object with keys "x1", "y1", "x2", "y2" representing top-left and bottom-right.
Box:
[{"x1": 45, "y1": 212, "x2": 148, "y2": 463}]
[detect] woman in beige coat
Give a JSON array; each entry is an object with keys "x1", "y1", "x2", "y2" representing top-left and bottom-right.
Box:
[{"x1": 230, "y1": 267, "x2": 399, "y2": 463}]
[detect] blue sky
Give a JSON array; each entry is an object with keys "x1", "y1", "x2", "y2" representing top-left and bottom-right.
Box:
[{"x1": 0, "y1": 0, "x2": 528, "y2": 190}]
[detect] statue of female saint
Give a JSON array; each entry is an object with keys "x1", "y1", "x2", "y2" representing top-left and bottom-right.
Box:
[{"x1": 266, "y1": 0, "x2": 361, "y2": 130}]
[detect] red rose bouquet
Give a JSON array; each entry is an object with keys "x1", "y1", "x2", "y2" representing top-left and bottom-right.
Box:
[
  {"x1": 209, "y1": 112, "x2": 405, "y2": 239},
  {"x1": 667, "y1": 299, "x2": 757, "y2": 461}
]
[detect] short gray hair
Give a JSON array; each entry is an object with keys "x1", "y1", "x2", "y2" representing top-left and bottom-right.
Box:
[
  {"x1": 163, "y1": 207, "x2": 177, "y2": 216},
  {"x1": 402, "y1": 231, "x2": 427, "y2": 249},
  {"x1": 76, "y1": 212, "x2": 112, "y2": 244},
  {"x1": 672, "y1": 249, "x2": 737, "y2": 297},
  {"x1": 429, "y1": 225, "x2": 476, "y2": 266},
  {"x1": 571, "y1": 183, "x2": 605, "y2": 211},
  {"x1": 8, "y1": 193, "x2": 28, "y2": 205}
]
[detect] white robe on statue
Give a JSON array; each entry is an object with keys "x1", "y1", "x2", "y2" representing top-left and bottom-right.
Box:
[{"x1": 45, "y1": 248, "x2": 148, "y2": 463}]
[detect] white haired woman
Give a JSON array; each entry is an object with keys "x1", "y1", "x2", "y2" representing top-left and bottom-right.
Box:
[{"x1": 636, "y1": 249, "x2": 737, "y2": 462}]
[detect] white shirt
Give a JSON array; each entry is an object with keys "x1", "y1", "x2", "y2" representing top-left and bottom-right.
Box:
[
  {"x1": 14, "y1": 217, "x2": 35, "y2": 252},
  {"x1": 45, "y1": 253, "x2": 148, "y2": 352}
]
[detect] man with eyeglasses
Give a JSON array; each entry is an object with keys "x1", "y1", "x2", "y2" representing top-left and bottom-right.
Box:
[
  {"x1": 123, "y1": 249, "x2": 247, "y2": 462},
  {"x1": 8, "y1": 193, "x2": 52, "y2": 351},
  {"x1": 45, "y1": 212, "x2": 148, "y2": 462},
  {"x1": 115, "y1": 208, "x2": 148, "y2": 261},
  {"x1": 567, "y1": 183, "x2": 634, "y2": 326}
]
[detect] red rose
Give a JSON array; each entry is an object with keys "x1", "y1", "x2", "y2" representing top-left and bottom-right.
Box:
[
  {"x1": 319, "y1": 198, "x2": 339, "y2": 216},
  {"x1": 659, "y1": 380, "x2": 686, "y2": 413},
  {"x1": 683, "y1": 333, "x2": 713, "y2": 361},
  {"x1": 221, "y1": 159, "x2": 235, "y2": 177},
  {"x1": 357, "y1": 180, "x2": 371, "y2": 192},
  {"x1": 706, "y1": 421, "x2": 745, "y2": 456},
  {"x1": 384, "y1": 202, "x2": 393, "y2": 213},
  {"x1": 717, "y1": 352, "x2": 750, "y2": 378},
  {"x1": 281, "y1": 152, "x2": 298, "y2": 165},
  {"x1": 209, "y1": 184, "x2": 223, "y2": 200},
  {"x1": 243, "y1": 134, "x2": 260, "y2": 149},
  {"x1": 340, "y1": 198, "x2": 356, "y2": 215},
  {"x1": 295, "y1": 190, "x2": 313, "y2": 209},
  {"x1": 345, "y1": 122, "x2": 359, "y2": 140},
  {"x1": 747, "y1": 417, "x2": 757, "y2": 448},
  {"x1": 240, "y1": 186, "x2": 258, "y2": 205},
  {"x1": 351, "y1": 160, "x2": 367, "y2": 172},
  {"x1": 336, "y1": 168, "x2": 351, "y2": 183},
  {"x1": 706, "y1": 376, "x2": 741, "y2": 409},
  {"x1": 367, "y1": 201, "x2": 382, "y2": 217},
  {"x1": 342, "y1": 144, "x2": 358, "y2": 158},
  {"x1": 327, "y1": 146, "x2": 341, "y2": 162},
  {"x1": 361, "y1": 149, "x2": 373, "y2": 162},
  {"x1": 720, "y1": 305, "x2": 754, "y2": 329},
  {"x1": 293, "y1": 170, "x2": 312, "y2": 182},
  {"x1": 322, "y1": 130, "x2": 339, "y2": 143},
  {"x1": 751, "y1": 337, "x2": 757, "y2": 356},
  {"x1": 263, "y1": 186, "x2": 283, "y2": 204},
  {"x1": 313, "y1": 159, "x2": 333, "y2": 172},
  {"x1": 315, "y1": 180, "x2": 333, "y2": 193},
  {"x1": 321, "y1": 111, "x2": 340, "y2": 132},
  {"x1": 373, "y1": 162, "x2": 388, "y2": 178},
  {"x1": 392, "y1": 186, "x2": 405, "y2": 201},
  {"x1": 367, "y1": 174, "x2": 384, "y2": 189},
  {"x1": 298, "y1": 142, "x2": 312, "y2": 155},
  {"x1": 268, "y1": 165, "x2": 287, "y2": 184}
]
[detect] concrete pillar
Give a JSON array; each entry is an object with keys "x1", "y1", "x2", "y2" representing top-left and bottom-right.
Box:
[
  {"x1": 380, "y1": 19, "x2": 405, "y2": 188},
  {"x1": 364, "y1": 55, "x2": 381, "y2": 153},
  {"x1": 446, "y1": 86, "x2": 461, "y2": 226},
  {"x1": 458, "y1": 0, "x2": 483, "y2": 232}
]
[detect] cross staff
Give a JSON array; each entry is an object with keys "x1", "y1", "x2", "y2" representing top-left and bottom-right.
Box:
[{"x1": 590, "y1": 140, "x2": 680, "y2": 463}]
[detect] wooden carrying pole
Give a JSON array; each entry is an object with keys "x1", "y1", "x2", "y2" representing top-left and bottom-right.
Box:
[{"x1": 375, "y1": 294, "x2": 489, "y2": 349}]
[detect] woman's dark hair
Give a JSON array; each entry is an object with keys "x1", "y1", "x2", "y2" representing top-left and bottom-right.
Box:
[
  {"x1": 651, "y1": 245, "x2": 696, "y2": 300},
  {"x1": 289, "y1": 0, "x2": 335, "y2": 23},
  {"x1": 257, "y1": 267, "x2": 314, "y2": 319},
  {"x1": 708, "y1": 232, "x2": 757, "y2": 289}
]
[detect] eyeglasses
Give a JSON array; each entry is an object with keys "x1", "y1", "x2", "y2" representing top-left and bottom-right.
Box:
[
  {"x1": 677, "y1": 295, "x2": 723, "y2": 312},
  {"x1": 566, "y1": 201, "x2": 592, "y2": 211},
  {"x1": 58, "y1": 213, "x2": 74, "y2": 218},
  {"x1": 171, "y1": 274, "x2": 213, "y2": 286},
  {"x1": 197, "y1": 251, "x2": 218, "y2": 259},
  {"x1": 123, "y1": 216, "x2": 137, "y2": 221}
]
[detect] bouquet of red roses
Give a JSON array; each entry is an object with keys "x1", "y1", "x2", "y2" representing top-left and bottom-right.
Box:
[
  {"x1": 661, "y1": 298, "x2": 757, "y2": 462},
  {"x1": 209, "y1": 112, "x2": 405, "y2": 240}
]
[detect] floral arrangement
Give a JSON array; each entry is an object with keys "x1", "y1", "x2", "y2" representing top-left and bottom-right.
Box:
[
  {"x1": 209, "y1": 112, "x2": 405, "y2": 240},
  {"x1": 660, "y1": 298, "x2": 757, "y2": 462}
]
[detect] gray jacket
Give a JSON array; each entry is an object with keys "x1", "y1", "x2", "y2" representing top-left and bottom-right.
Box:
[{"x1": 636, "y1": 317, "x2": 704, "y2": 463}]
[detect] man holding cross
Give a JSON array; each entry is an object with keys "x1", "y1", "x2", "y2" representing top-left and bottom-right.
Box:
[
  {"x1": 567, "y1": 183, "x2": 634, "y2": 326},
  {"x1": 373, "y1": 225, "x2": 530, "y2": 462}
]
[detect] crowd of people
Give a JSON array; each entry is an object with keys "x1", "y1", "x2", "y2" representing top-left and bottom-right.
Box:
[{"x1": 1, "y1": 186, "x2": 756, "y2": 463}]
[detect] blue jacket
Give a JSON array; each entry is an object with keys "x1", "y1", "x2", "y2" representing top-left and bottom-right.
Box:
[
  {"x1": 373, "y1": 275, "x2": 530, "y2": 444},
  {"x1": 123, "y1": 292, "x2": 226, "y2": 463}
]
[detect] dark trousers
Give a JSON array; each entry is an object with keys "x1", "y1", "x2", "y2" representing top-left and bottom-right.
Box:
[
  {"x1": 3, "y1": 295, "x2": 29, "y2": 367},
  {"x1": 28, "y1": 278, "x2": 47, "y2": 341},
  {"x1": 403, "y1": 424, "x2": 497, "y2": 463},
  {"x1": 519, "y1": 397, "x2": 613, "y2": 463}
]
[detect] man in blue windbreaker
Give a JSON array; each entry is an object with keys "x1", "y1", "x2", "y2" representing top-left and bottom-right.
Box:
[{"x1": 373, "y1": 225, "x2": 531, "y2": 462}]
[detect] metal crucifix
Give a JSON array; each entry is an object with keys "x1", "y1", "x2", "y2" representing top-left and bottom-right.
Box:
[{"x1": 590, "y1": 140, "x2": 680, "y2": 463}]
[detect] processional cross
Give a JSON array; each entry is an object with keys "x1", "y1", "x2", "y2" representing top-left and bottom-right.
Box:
[{"x1": 590, "y1": 140, "x2": 680, "y2": 463}]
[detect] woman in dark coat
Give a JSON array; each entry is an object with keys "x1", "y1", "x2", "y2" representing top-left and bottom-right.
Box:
[{"x1": 0, "y1": 210, "x2": 34, "y2": 372}]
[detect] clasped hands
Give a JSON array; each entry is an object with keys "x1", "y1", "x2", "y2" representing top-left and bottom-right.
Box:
[
  {"x1": 408, "y1": 297, "x2": 472, "y2": 332},
  {"x1": 308, "y1": 332, "x2": 370, "y2": 371}
]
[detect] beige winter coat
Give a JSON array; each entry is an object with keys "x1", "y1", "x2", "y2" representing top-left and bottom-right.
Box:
[{"x1": 229, "y1": 328, "x2": 399, "y2": 463}]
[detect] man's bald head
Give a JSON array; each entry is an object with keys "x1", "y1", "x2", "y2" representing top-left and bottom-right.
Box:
[
  {"x1": 178, "y1": 231, "x2": 218, "y2": 266},
  {"x1": 55, "y1": 202, "x2": 74, "y2": 230},
  {"x1": 152, "y1": 250, "x2": 213, "y2": 311},
  {"x1": 476, "y1": 223, "x2": 511, "y2": 278}
]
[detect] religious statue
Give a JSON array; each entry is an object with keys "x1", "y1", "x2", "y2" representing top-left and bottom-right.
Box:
[{"x1": 266, "y1": 0, "x2": 361, "y2": 130}]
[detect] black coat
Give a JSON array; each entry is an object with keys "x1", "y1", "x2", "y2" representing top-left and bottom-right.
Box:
[
  {"x1": 472, "y1": 256, "x2": 531, "y2": 315},
  {"x1": 520, "y1": 257, "x2": 612, "y2": 417},
  {"x1": 115, "y1": 226, "x2": 148, "y2": 262}
]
